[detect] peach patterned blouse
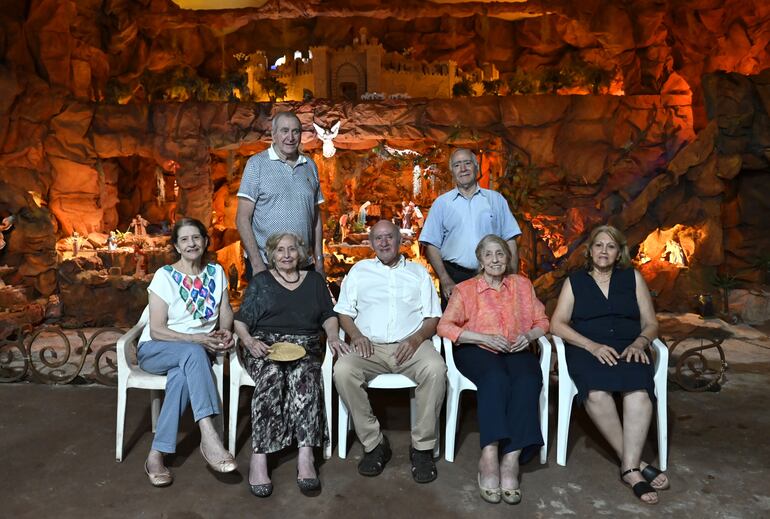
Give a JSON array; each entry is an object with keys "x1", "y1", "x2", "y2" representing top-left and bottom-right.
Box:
[{"x1": 437, "y1": 274, "x2": 550, "y2": 354}]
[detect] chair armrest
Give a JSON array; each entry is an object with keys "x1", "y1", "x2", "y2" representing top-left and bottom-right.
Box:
[
  {"x1": 651, "y1": 338, "x2": 669, "y2": 382},
  {"x1": 537, "y1": 336, "x2": 552, "y2": 375},
  {"x1": 116, "y1": 307, "x2": 149, "y2": 372},
  {"x1": 552, "y1": 335, "x2": 570, "y2": 380}
]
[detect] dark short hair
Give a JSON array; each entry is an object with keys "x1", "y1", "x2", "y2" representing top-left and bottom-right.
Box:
[
  {"x1": 264, "y1": 232, "x2": 308, "y2": 269},
  {"x1": 584, "y1": 224, "x2": 632, "y2": 270},
  {"x1": 170, "y1": 217, "x2": 209, "y2": 260},
  {"x1": 475, "y1": 234, "x2": 514, "y2": 275}
]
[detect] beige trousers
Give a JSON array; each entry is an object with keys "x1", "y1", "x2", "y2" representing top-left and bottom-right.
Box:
[{"x1": 333, "y1": 340, "x2": 446, "y2": 452}]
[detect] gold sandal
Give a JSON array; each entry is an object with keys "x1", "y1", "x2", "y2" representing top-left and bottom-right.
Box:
[{"x1": 478, "y1": 473, "x2": 501, "y2": 504}]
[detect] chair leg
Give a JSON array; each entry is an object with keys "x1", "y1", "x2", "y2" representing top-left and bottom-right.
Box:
[
  {"x1": 556, "y1": 382, "x2": 577, "y2": 466},
  {"x1": 338, "y1": 397, "x2": 350, "y2": 459},
  {"x1": 228, "y1": 382, "x2": 240, "y2": 457},
  {"x1": 321, "y1": 353, "x2": 333, "y2": 460},
  {"x1": 539, "y1": 384, "x2": 549, "y2": 465},
  {"x1": 150, "y1": 390, "x2": 162, "y2": 433},
  {"x1": 212, "y1": 361, "x2": 225, "y2": 439},
  {"x1": 116, "y1": 380, "x2": 127, "y2": 462},
  {"x1": 444, "y1": 386, "x2": 460, "y2": 462},
  {"x1": 657, "y1": 386, "x2": 668, "y2": 471}
]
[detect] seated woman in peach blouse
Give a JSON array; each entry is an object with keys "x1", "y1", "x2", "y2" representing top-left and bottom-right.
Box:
[{"x1": 437, "y1": 234, "x2": 549, "y2": 506}]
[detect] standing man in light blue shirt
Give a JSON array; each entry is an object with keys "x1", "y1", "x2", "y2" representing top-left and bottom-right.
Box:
[{"x1": 420, "y1": 148, "x2": 521, "y2": 306}]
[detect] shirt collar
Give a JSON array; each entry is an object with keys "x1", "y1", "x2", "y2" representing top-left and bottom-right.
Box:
[
  {"x1": 374, "y1": 255, "x2": 406, "y2": 269},
  {"x1": 476, "y1": 274, "x2": 511, "y2": 293},
  {"x1": 451, "y1": 185, "x2": 483, "y2": 200},
  {"x1": 268, "y1": 144, "x2": 307, "y2": 165}
]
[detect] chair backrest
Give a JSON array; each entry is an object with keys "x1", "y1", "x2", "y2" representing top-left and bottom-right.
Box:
[{"x1": 116, "y1": 306, "x2": 150, "y2": 373}]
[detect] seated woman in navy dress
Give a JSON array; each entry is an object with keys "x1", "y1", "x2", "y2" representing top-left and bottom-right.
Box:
[{"x1": 551, "y1": 225, "x2": 669, "y2": 505}]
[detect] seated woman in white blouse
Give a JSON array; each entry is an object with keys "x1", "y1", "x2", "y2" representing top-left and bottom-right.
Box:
[{"x1": 137, "y1": 217, "x2": 236, "y2": 487}]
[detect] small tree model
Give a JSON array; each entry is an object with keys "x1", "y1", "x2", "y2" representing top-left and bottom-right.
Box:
[{"x1": 258, "y1": 76, "x2": 288, "y2": 102}]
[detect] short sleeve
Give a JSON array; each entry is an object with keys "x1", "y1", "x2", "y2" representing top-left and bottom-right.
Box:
[
  {"x1": 333, "y1": 268, "x2": 359, "y2": 318},
  {"x1": 437, "y1": 288, "x2": 467, "y2": 343},
  {"x1": 147, "y1": 267, "x2": 177, "y2": 306},
  {"x1": 418, "y1": 197, "x2": 444, "y2": 248},
  {"x1": 310, "y1": 160, "x2": 325, "y2": 205},
  {"x1": 312, "y1": 273, "x2": 335, "y2": 324},
  {"x1": 418, "y1": 267, "x2": 441, "y2": 319},
  {"x1": 234, "y1": 272, "x2": 268, "y2": 333},
  {"x1": 237, "y1": 155, "x2": 261, "y2": 202},
  {"x1": 495, "y1": 192, "x2": 521, "y2": 239}
]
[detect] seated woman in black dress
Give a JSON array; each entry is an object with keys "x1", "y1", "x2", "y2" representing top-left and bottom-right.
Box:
[
  {"x1": 551, "y1": 225, "x2": 669, "y2": 505},
  {"x1": 234, "y1": 232, "x2": 345, "y2": 497}
]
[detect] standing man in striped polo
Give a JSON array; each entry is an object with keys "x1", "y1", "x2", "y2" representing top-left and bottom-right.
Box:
[{"x1": 236, "y1": 111, "x2": 325, "y2": 280}]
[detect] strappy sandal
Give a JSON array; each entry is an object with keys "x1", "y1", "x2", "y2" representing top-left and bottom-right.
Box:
[
  {"x1": 641, "y1": 464, "x2": 670, "y2": 490},
  {"x1": 621, "y1": 468, "x2": 658, "y2": 505}
]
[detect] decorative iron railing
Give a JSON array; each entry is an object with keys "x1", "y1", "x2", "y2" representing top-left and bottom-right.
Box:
[{"x1": 0, "y1": 326, "x2": 124, "y2": 385}]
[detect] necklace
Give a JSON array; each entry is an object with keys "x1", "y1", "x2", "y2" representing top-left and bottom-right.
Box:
[
  {"x1": 591, "y1": 269, "x2": 613, "y2": 283},
  {"x1": 274, "y1": 268, "x2": 301, "y2": 284}
]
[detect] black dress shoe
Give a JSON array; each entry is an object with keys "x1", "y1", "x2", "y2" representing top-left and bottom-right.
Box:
[{"x1": 249, "y1": 482, "x2": 273, "y2": 498}]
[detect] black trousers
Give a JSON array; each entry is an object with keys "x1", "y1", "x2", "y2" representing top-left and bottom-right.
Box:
[{"x1": 440, "y1": 261, "x2": 477, "y2": 309}]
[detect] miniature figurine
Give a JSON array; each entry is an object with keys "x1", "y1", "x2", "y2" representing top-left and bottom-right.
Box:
[
  {"x1": 133, "y1": 242, "x2": 147, "y2": 278},
  {"x1": 131, "y1": 214, "x2": 149, "y2": 237},
  {"x1": 313, "y1": 121, "x2": 341, "y2": 158},
  {"x1": 72, "y1": 231, "x2": 80, "y2": 257},
  {"x1": 107, "y1": 231, "x2": 118, "y2": 251}
]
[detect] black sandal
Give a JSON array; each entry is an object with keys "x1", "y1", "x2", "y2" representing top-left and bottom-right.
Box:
[
  {"x1": 621, "y1": 468, "x2": 658, "y2": 505},
  {"x1": 641, "y1": 464, "x2": 670, "y2": 490}
]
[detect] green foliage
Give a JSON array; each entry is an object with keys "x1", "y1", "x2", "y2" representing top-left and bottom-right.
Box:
[
  {"x1": 507, "y1": 69, "x2": 538, "y2": 94},
  {"x1": 258, "y1": 76, "x2": 288, "y2": 102},
  {"x1": 496, "y1": 151, "x2": 547, "y2": 219},
  {"x1": 506, "y1": 57, "x2": 613, "y2": 96},
  {"x1": 452, "y1": 78, "x2": 474, "y2": 97},
  {"x1": 711, "y1": 272, "x2": 740, "y2": 290},
  {"x1": 482, "y1": 79, "x2": 503, "y2": 96},
  {"x1": 210, "y1": 72, "x2": 250, "y2": 101}
]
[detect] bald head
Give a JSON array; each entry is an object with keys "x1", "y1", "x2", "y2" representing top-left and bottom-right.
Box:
[{"x1": 369, "y1": 220, "x2": 401, "y2": 266}]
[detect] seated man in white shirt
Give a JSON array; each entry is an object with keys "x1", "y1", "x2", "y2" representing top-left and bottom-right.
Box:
[{"x1": 332, "y1": 220, "x2": 446, "y2": 483}]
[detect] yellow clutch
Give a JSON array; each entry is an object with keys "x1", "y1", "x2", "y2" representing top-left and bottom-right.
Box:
[{"x1": 267, "y1": 341, "x2": 306, "y2": 362}]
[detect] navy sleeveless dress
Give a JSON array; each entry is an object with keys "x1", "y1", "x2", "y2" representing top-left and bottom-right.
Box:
[{"x1": 564, "y1": 268, "x2": 655, "y2": 402}]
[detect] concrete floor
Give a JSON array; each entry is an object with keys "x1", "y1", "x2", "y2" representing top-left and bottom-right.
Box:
[{"x1": 1, "y1": 327, "x2": 769, "y2": 518}]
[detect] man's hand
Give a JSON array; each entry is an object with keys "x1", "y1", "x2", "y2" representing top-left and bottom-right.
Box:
[
  {"x1": 328, "y1": 336, "x2": 351, "y2": 357},
  {"x1": 394, "y1": 336, "x2": 421, "y2": 366},
  {"x1": 440, "y1": 276, "x2": 456, "y2": 300},
  {"x1": 349, "y1": 334, "x2": 373, "y2": 358}
]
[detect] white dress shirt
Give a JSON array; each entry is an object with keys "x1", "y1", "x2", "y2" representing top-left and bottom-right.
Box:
[{"x1": 334, "y1": 256, "x2": 441, "y2": 343}]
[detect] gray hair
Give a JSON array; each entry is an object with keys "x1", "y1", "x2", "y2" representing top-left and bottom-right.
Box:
[
  {"x1": 449, "y1": 148, "x2": 479, "y2": 171},
  {"x1": 264, "y1": 232, "x2": 308, "y2": 269},
  {"x1": 271, "y1": 111, "x2": 301, "y2": 133}
]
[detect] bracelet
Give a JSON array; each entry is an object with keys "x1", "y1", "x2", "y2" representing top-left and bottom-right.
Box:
[{"x1": 638, "y1": 335, "x2": 651, "y2": 346}]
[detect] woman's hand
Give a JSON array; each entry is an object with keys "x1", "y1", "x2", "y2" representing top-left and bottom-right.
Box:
[
  {"x1": 588, "y1": 343, "x2": 620, "y2": 366},
  {"x1": 243, "y1": 336, "x2": 271, "y2": 358},
  {"x1": 509, "y1": 334, "x2": 531, "y2": 352},
  {"x1": 328, "y1": 336, "x2": 351, "y2": 357},
  {"x1": 206, "y1": 329, "x2": 234, "y2": 351},
  {"x1": 620, "y1": 342, "x2": 650, "y2": 364},
  {"x1": 479, "y1": 334, "x2": 511, "y2": 353}
]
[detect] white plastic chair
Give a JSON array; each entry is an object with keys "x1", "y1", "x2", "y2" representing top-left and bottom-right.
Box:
[
  {"x1": 332, "y1": 332, "x2": 442, "y2": 459},
  {"x1": 443, "y1": 336, "x2": 552, "y2": 464},
  {"x1": 115, "y1": 307, "x2": 225, "y2": 462},
  {"x1": 553, "y1": 335, "x2": 668, "y2": 470},
  {"x1": 228, "y1": 338, "x2": 333, "y2": 459}
]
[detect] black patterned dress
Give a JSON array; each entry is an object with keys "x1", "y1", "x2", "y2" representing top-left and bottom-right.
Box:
[
  {"x1": 234, "y1": 270, "x2": 335, "y2": 454},
  {"x1": 565, "y1": 268, "x2": 655, "y2": 403}
]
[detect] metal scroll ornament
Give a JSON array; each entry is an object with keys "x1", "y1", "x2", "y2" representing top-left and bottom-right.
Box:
[{"x1": 0, "y1": 326, "x2": 124, "y2": 385}]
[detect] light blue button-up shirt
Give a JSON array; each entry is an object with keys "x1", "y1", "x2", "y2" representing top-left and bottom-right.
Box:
[{"x1": 419, "y1": 187, "x2": 521, "y2": 270}]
